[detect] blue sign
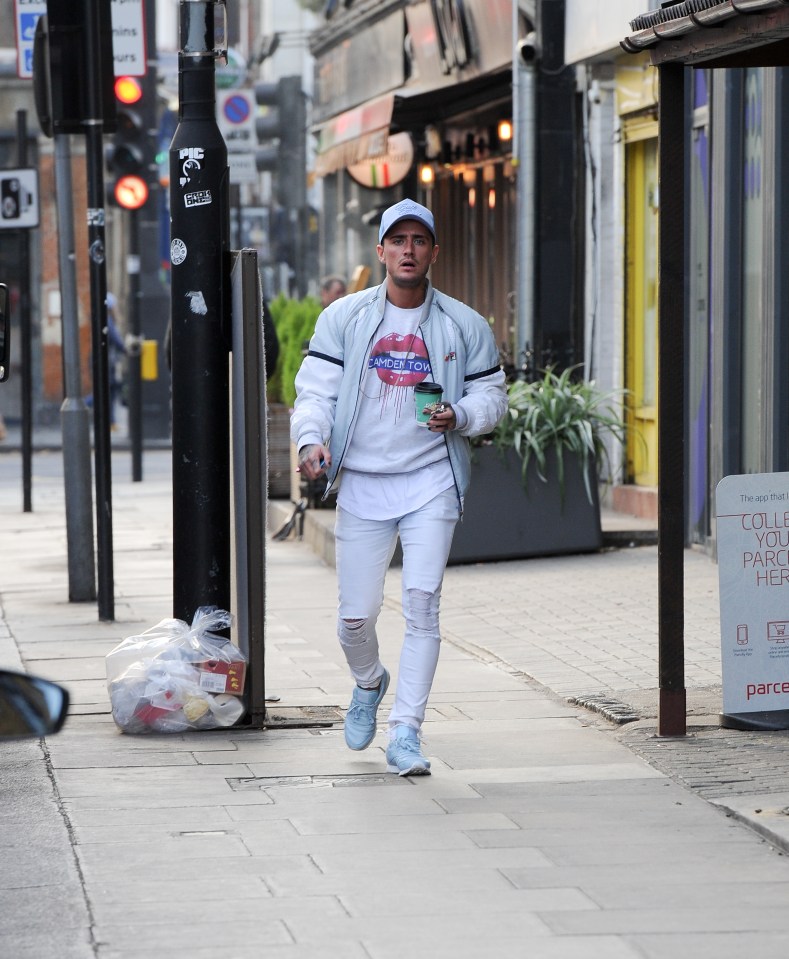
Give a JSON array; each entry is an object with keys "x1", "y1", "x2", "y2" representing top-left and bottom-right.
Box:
[
  {"x1": 14, "y1": 1, "x2": 46, "y2": 79},
  {"x1": 223, "y1": 95, "x2": 252, "y2": 125}
]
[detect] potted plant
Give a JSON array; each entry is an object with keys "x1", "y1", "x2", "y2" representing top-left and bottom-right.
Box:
[
  {"x1": 266, "y1": 294, "x2": 321, "y2": 498},
  {"x1": 448, "y1": 367, "x2": 629, "y2": 564}
]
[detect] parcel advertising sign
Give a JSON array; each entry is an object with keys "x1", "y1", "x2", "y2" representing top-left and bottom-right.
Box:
[{"x1": 717, "y1": 472, "x2": 789, "y2": 715}]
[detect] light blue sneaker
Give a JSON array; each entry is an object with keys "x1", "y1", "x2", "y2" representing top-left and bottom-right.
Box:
[
  {"x1": 386, "y1": 725, "x2": 431, "y2": 776},
  {"x1": 344, "y1": 668, "x2": 390, "y2": 751}
]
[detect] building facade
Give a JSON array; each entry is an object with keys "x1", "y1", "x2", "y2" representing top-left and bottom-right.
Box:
[
  {"x1": 578, "y1": 1, "x2": 789, "y2": 551},
  {"x1": 308, "y1": 0, "x2": 582, "y2": 380}
]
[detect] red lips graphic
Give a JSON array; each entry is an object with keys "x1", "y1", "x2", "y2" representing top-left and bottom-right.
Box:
[{"x1": 370, "y1": 332, "x2": 431, "y2": 387}]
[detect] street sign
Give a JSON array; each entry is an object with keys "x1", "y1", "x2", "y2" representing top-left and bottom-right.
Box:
[
  {"x1": 14, "y1": 0, "x2": 46, "y2": 79},
  {"x1": 217, "y1": 90, "x2": 256, "y2": 153},
  {"x1": 717, "y1": 471, "x2": 789, "y2": 721},
  {"x1": 216, "y1": 48, "x2": 247, "y2": 90},
  {"x1": 14, "y1": 0, "x2": 145, "y2": 80},
  {"x1": 0, "y1": 169, "x2": 39, "y2": 229},
  {"x1": 110, "y1": 0, "x2": 146, "y2": 78},
  {"x1": 228, "y1": 152, "x2": 258, "y2": 185}
]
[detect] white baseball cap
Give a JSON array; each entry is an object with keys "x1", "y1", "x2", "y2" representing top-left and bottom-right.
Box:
[{"x1": 378, "y1": 199, "x2": 436, "y2": 244}]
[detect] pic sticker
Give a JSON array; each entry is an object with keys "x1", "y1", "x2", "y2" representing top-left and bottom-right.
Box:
[
  {"x1": 179, "y1": 147, "x2": 204, "y2": 187},
  {"x1": 170, "y1": 238, "x2": 187, "y2": 265}
]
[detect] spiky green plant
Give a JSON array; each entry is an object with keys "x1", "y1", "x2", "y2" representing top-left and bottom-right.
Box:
[
  {"x1": 490, "y1": 367, "x2": 629, "y2": 503},
  {"x1": 267, "y1": 294, "x2": 321, "y2": 407}
]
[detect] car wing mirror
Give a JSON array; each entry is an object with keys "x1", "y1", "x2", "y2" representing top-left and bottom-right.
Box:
[{"x1": 0, "y1": 670, "x2": 69, "y2": 739}]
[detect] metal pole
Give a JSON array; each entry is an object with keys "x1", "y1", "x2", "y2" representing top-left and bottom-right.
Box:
[
  {"x1": 169, "y1": 0, "x2": 231, "y2": 622},
  {"x1": 231, "y1": 250, "x2": 267, "y2": 726},
  {"x1": 139, "y1": 0, "x2": 172, "y2": 443},
  {"x1": 84, "y1": 0, "x2": 115, "y2": 621},
  {"x1": 657, "y1": 62, "x2": 687, "y2": 737},
  {"x1": 513, "y1": 20, "x2": 537, "y2": 361},
  {"x1": 54, "y1": 132, "x2": 96, "y2": 601},
  {"x1": 16, "y1": 110, "x2": 32, "y2": 514},
  {"x1": 127, "y1": 210, "x2": 143, "y2": 482}
]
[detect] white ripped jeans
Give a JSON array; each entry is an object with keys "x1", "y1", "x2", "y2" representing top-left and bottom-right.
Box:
[{"x1": 335, "y1": 487, "x2": 459, "y2": 732}]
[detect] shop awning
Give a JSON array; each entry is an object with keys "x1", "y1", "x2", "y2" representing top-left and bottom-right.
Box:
[
  {"x1": 314, "y1": 93, "x2": 395, "y2": 177},
  {"x1": 313, "y1": 69, "x2": 512, "y2": 178},
  {"x1": 391, "y1": 69, "x2": 512, "y2": 129},
  {"x1": 621, "y1": 0, "x2": 789, "y2": 67}
]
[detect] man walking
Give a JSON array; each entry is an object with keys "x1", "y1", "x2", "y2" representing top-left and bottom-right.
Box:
[
  {"x1": 291, "y1": 199, "x2": 507, "y2": 775},
  {"x1": 319, "y1": 274, "x2": 347, "y2": 308}
]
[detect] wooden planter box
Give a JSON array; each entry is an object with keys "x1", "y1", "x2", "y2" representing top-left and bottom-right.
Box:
[
  {"x1": 447, "y1": 444, "x2": 603, "y2": 564},
  {"x1": 267, "y1": 402, "x2": 292, "y2": 499}
]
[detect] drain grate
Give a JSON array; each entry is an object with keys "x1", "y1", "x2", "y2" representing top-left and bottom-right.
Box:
[
  {"x1": 263, "y1": 705, "x2": 344, "y2": 729},
  {"x1": 228, "y1": 773, "x2": 407, "y2": 791},
  {"x1": 569, "y1": 693, "x2": 640, "y2": 725}
]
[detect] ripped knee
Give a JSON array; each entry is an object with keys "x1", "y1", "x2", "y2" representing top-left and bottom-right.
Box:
[
  {"x1": 406, "y1": 588, "x2": 440, "y2": 634},
  {"x1": 339, "y1": 617, "x2": 368, "y2": 646}
]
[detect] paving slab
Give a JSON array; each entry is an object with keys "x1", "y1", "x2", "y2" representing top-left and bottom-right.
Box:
[
  {"x1": 630, "y1": 932, "x2": 789, "y2": 959},
  {"x1": 4, "y1": 449, "x2": 789, "y2": 958}
]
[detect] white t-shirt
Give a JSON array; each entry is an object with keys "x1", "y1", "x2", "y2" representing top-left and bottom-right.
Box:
[{"x1": 338, "y1": 301, "x2": 454, "y2": 520}]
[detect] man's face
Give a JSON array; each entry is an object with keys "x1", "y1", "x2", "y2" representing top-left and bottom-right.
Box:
[{"x1": 377, "y1": 219, "x2": 438, "y2": 290}]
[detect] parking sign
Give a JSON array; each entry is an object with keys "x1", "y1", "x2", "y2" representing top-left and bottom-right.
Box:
[
  {"x1": 15, "y1": 0, "x2": 146, "y2": 79},
  {"x1": 0, "y1": 169, "x2": 40, "y2": 230},
  {"x1": 14, "y1": 0, "x2": 47, "y2": 79}
]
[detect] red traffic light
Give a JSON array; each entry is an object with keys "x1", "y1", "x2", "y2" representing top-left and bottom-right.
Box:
[
  {"x1": 114, "y1": 174, "x2": 149, "y2": 210},
  {"x1": 114, "y1": 76, "x2": 143, "y2": 105}
]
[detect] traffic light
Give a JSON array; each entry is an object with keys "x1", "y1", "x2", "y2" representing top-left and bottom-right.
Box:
[
  {"x1": 32, "y1": 2, "x2": 116, "y2": 137},
  {"x1": 254, "y1": 76, "x2": 306, "y2": 210},
  {"x1": 106, "y1": 77, "x2": 149, "y2": 209}
]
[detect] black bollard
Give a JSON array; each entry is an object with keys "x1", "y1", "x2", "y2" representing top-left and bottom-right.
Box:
[{"x1": 169, "y1": 1, "x2": 231, "y2": 623}]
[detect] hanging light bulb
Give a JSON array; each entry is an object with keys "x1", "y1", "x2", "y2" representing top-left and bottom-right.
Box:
[{"x1": 419, "y1": 163, "x2": 435, "y2": 186}]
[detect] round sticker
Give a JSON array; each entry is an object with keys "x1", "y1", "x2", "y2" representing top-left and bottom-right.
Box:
[{"x1": 171, "y1": 238, "x2": 187, "y2": 265}]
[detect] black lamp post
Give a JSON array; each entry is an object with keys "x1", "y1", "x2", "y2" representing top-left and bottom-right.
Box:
[{"x1": 169, "y1": 1, "x2": 231, "y2": 623}]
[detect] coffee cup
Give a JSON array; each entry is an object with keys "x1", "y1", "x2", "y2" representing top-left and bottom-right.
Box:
[{"x1": 415, "y1": 381, "x2": 443, "y2": 426}]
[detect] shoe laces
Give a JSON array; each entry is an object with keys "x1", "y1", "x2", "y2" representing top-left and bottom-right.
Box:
[
  {"x1": 347, "y1": 701, "x2": 373, "y2": 721},
  {"x1": 392, "y1": 735, "x2": 422, "y2": 756}
]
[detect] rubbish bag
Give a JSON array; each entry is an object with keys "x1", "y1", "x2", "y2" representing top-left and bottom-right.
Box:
[{"x1": 106, "y1": 606, "x2": 247, "y2": 734}]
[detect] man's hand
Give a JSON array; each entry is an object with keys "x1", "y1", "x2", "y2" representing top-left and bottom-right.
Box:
[
  {"x1": 298, "y1": 443, "x2": 330, "y2": 480},
  {"x1": 427, "y1": 405, "x2": 457, "y2": 433}
]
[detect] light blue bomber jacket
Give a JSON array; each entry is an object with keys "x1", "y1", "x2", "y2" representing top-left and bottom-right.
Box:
[{"x1": 290, "y1": 280, "x2": 508, "y2": 509}]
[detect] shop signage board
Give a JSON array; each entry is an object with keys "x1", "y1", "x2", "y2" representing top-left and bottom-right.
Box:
[
  {"x1": 716, "y1": 472, "x2": 789, "y2": 716},
  {"x1": 347, "y1": 132, "x2": 414, "y2": 189}
]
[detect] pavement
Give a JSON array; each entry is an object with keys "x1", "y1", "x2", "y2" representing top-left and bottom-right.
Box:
[{"x1": 3, "y1": 440, "x2": 789, "y2": 958}]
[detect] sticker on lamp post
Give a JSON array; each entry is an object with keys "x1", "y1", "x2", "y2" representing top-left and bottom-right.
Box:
[{"x1": 716, "y1": 472, "x2": 789, "y2": 727}]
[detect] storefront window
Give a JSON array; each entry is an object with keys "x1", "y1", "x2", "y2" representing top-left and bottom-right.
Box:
[{"x1": 689, "y1": 70, "x2": 711, "y2": 540}]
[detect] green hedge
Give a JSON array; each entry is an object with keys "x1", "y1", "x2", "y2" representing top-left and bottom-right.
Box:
[{"x1": 267, "y1": 294, "x2": 321, "y2": 407}]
